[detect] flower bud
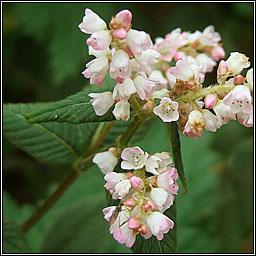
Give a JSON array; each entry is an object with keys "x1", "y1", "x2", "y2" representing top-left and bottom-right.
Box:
[
  {"x1": 115, "y1": 10, "x2": 132, "y2": 30},
  {"x1": 140, "y1": 224, "x2": 148, "y2": 235},
  {"x1": 217, "y1": 60, "x2": 229, "y2": 76},
  {"x1": 234, "y1": 75, "x2": 244, "y2": 86},
  {"x1": 113, "y1": 28, "x2": 127, "y2": 39},
  {"x1": 174, "y1": 51, "x2": 186, "y2": 62},
  {"x1": 124, "y1": 198, "x2": 136, "y2": 208},
  {"x1": 204, "y1": 94, "x2": 218, "y2": 109},
  {"x1": 211, "y1": 46, "x2": 225, "y2": 61},
  {"x1": 128, "y1": 217, "x2": 141, "y2": 229},
  {"x1": 130, "y1": 176, "x2": 144, "y2": 190}
]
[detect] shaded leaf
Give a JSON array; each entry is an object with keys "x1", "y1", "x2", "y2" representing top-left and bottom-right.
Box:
[
  {"x1": 40, "y1": 196, "x2": 129, "y2": 253},
  {"x1": 25, "y1": 75, "x2": 116, "y2": 124},
  {"x1": 132, "y1": 204, "x2": 177, "y2": 253},
  {"x1": 3, "y1": 220, "x2": 31, "y2": 253},
  {"x1": 3, "y1": 103, "x2": 97, "y2": 164},
  {"x1": 169, "y1": 122, "x2": 187, "y2": 194}
]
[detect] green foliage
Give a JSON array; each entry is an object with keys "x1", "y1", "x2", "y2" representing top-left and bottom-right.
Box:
[
  {"x1": 40, "y1": 196, "x2": 129, "y2": 253},
  {"x1": 132, "y1": 204, "x2": 177, "y2": 253},
  {"x1": 3, "y1": 103, "x2": 97, "y2": 164},
  {"x1": 3, "y1": 220, "x2": 31, "y2": 253},
  {"x1": 26, "y1": 75, "x2": 116, "y2": 124}
]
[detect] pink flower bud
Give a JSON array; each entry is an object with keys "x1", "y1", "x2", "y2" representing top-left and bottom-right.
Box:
[
  {"x1": 128, "y1": 217, "x2": 141, "y2": 229},
  {"x1": 115, "y1": 10, "x2": 132, "y2": 30},
  {"x1": 234, "y1": 75, "x2": 244, "y2": 86},
  {"x1": 174, "y1": 51, "x2": 186, "y2": 62},
  {"x1": 113, "y1": 28, "x2": 127, "y2": 39},
  {"x1": 108, "y1": 147, "x2": 116, "y2": 153},
  {"x1": 204, "y1": 94, "x2": 217, "y2": 109},
  {"x1": 130, "y1": 176, "x2": 144, "y2": 190},
  {"x1": 211, "y1": 46, "x2": 225, "y2": 61},
  {"x1": 140, "y1": 224, "x2": 148, "y2": 235},
  {"x1": 143, "y1": 200, "x2": 157, "y2": 212},
  {"x1": 124, "y1": 198, "x2": 136, "y2": 208},
  {"x1": 217, "y1": 60, "x2": 229, "y2": 76}
]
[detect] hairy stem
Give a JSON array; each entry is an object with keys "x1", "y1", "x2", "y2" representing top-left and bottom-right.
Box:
[
  {"x1": 21, "y1": 121, "x2": 115, "y2": 233},
  {"x1": 21, "y1": 169, "x2": 78, "y2": 233}
]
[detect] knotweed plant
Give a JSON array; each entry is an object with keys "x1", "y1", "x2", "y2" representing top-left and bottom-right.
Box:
[{"x1": 3, "y1": 7, "x2": 253, "y2": 254}]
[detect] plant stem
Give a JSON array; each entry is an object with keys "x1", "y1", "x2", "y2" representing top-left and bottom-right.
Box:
[
  {"x1": 21, "y1": 121, "x2": 115, "y2": 233},
  {"x1": 21, "y1": 169, "x2": 78, "y2": 233}
]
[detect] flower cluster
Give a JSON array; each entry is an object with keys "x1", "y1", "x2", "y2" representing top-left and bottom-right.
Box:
[
  {"x1": 151, "y1": 52, "x2": 253, "y2": 139},
  {"x1": 79, "y1": 9, "x2": 160, "y2": 121},
  {"x1": 93, "y1": 146, "x2": 178, "y2": 248}
]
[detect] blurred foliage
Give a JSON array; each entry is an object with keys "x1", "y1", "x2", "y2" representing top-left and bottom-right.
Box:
[{"x1": 3, "y1": 2, "x2": 254, "y2": 254}]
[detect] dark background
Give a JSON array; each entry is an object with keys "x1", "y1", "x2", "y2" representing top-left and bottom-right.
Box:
[{"x1": 3, "y1": 2, "x2": 254, "y2": 253}]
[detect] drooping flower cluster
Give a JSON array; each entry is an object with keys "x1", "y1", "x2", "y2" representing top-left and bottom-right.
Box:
[
  {"x1": 79, "y1": 9, "x2": 160, "y2": 121},
  {"x1": 93, "y1": 146, "x2": 179, "y2": 248}
]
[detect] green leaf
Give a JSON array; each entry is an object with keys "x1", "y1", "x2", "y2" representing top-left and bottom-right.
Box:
[
  {"x1": 3, "y1": 220, "x2": 31, "y2": 253},
  {"x1": 132, "y1": 204, "x2": 177, "y2": 253},
  {"x1": 25, "y1": 75, "x2": 116, "y2": 124},
  {"x1": 40, "y1": 196, "x2": 130, "y2": 253},
  {"x1": 3, "y1": 103, "x2": 97, "y2": 164},
  {"x1": 169, "y1": 122, "x2": 187, "y2": 194}
]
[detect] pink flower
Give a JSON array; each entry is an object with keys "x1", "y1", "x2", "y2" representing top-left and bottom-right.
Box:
[
  {"x1": 157, "y1": 168, "x2": 179, "y2": 195},
  {"x1": 103, "y1": 206, "x2": 118, "y2": 221},
  {"x1": 83, "y1": 53, "x2": 110, "y2": 87},
  {"x1": 199, "y1": 25, "x2": 221, "y2": 47},
  {"x1": 115, "y1": 9, "x2": 132, "y2": 31},
  {"x1": 153, "y1": 97, "x2": 179, "y2": 122},
  {"x1": 211, "y1": 46, "x2": 225, "y2": 61},
  {"x1": 130, "y1": 176, "x2": 144, "y2": 190},
  {"x1": 113, "y1": 28, "x2": 127, "y2": 39},
  {"x1": 146, "y1": 212, "x2": 174, "y2": 240},
  {"x1": 104, "y1": 172, "x2": 131, "y2": 199},
  {"x1": 86, "y1": 30, "x2": 112, "y2": 50},
  {"x1": 156, "y1": 39, "x2": 177, "y2": 62},
  {"x1": 126, "y1": 29, "x2": 152, "y2": 56},
  {"x1": 204, "y1": 94, "x2": 217, "y2": 109},
  {"x1": 110, "y1": 50, "x2": 131, "y2": 80},
  {"x1": 133, "y1": 73, "x2": 157, "y2": 100},
  {"x1": 223, "y1": 85, "x2": 253, "y2": 114},
  {"x1": 196, "y1": 53, "x2": 216, "y2": 73},
  {"x1": 89, "y1": 92, "x2": 114, "y2": 116},
  {"x1": 78, "y1": 8, "x2": 106, "y2": 34},
  {"x1": 121, "y1": 146, "x2": 148, "y2": 170}
]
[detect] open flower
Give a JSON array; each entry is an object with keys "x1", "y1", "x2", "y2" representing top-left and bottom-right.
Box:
[
  {"x1": 226, "y1": 52, "x2": 250, "y2": 75},
  {"x1": 153, "y1": 97, "x2": 179, "y2": 122},
  {"x1": 121, "y1": 146, "x2": 148, "y2": 170}
]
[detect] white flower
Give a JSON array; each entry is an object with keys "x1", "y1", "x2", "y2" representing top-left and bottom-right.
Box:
[
  {"x1": 146, "y1": 212, "x2": 174, "y2": 240},
  {"x1": 135, "y1": 49, "x2": 161, "y2": 75},
  {"x1": 78, "y1": 8, "x2": 107, "y2": 34},
  {"x1": 223, "y1": 85, "x2": 253, "y2": 114},
  {"x1": 89, "y1": 92, "x2": 114, "y2": 116},
  {"x1": 112, "y1": 100, "x2": 130, "y2": 121},
  {"x1": 202, "y1": 109, "x2": 220, "y2": 132},
  {"x1": 92, "y1": 151, "x2": 118, "y2": 174},
  {"x1": 145, "y1": 152, "x2": 173, "y2": 175},
  {"x1": 104, "y1": 172, "x2": 131, "y2": 199},
  {"x1": 246, "y1": 68, "x2": 253, "y2": 86},
  {"x1": 126, "y1": 29, "x2": 152, "y2": 56},
  {"x1": 110, "y1": 49, "x2": 131, "y2": 79},
  {"x1": 121, "y1": 146, "x2": 148, "y2": 170},
  {"x1": 237, "y1": 111, "x2": 253, "y2": 127},
  {"x1": 153, "y1": 97, "x2": 179, "y2": 122},
  {"x1": 112, "y1": 78, "x2": 136, "y2": 101},
  {"x1": 196, "y1": 53, "x2": 216, "y2": 73},
  {"x1": 149, "y1": 70, "x2": 168, "y2": 89},
  {"x1": 198, "y1": 25, "x2": 221, "y2": 46},
  {"x1": 150, "y1": 188, "x2": 168, "y2": 212},
  {"x1": 213, "y1": 100, "x2": 236, "y2": 127},
  {"x1": 226, "y1": 52, "x2": 250, "y2": 75}
]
